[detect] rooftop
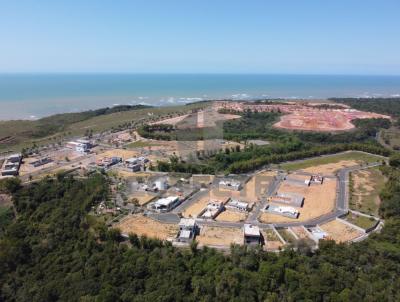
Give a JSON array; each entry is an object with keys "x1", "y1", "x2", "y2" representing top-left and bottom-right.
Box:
[{"x1": 244, "y1": 224, "x2": 260, "y2": 237}]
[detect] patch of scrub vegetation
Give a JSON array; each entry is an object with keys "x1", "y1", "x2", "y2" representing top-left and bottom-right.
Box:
[
  {"x1": 349, "y1": 167, "x2": 386, "y2": 216},
  {"x1": 125, "y1": 140, "x2": 160, "y2": 148},
  {"x1": 280, "y1": 151, "x2": 384, "y2": 171},
  {"x1": 343, "y1": 213, "x2": 378, "y2": 230}
]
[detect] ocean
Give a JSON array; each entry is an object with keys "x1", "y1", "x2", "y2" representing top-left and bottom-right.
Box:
[{"x1": 0, "y1": 73, "x2": 400, "y2": 120}]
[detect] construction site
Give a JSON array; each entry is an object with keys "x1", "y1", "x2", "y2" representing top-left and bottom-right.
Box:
[{"x1": 107, "y1": 154, "x2": 383, "y2": 251}]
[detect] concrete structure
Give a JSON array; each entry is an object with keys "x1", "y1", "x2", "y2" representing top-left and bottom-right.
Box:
[
  {"x1": 154, "y1": 178, "x2": 168, "y2": 191},
  {"x1": 7, "y1": 153, "x2": 22, "y2": 163},
  {"x1": 30, "y1": 157, "x2": 53, "y2": 167},
  {"x1": 268, "y1": 192, "x2": 304, "y2": 207},
  {"x1": 243, "y1": 224, "x2": 261, "y2": 245},
  {"x1": 1, "y1": 168, "x2": 18, "y2": 176},
  {"x1": 153, "y1": 196, "x2": 180, "y2": 212},
  {"x1": 177, "y1": 218, "x2": 197, "y2": 242},
  {"x1": 199, "y1": 201, "x2": 224, "y2": 219},
  {"x1": 264, "y1": 204, "x2": 299, "y2": 219},
  {"x1": 285, "y1": 176, "x2": 311, "y2": 187},
  {"x1": 225, "y1": 199, "x2": 249, "y2": 212},
  {"x1": 310, "y1": 175, "x2": 324, "y2": 184},
  {"x1": 219, "y1": 179, "x2": 242, "y2": 191}
]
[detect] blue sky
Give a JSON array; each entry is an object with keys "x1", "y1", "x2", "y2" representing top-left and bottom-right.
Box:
[{"x1": 1, "y1": 0, "x2": 400, "y2": 74}]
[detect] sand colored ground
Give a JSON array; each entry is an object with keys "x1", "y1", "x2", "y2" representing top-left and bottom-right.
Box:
[
  {"x1": 291, "y1": 226, "x2": 311, "y2": 240},
  {"x1": 319, "y1": 219, "x2": 363, "y2": 243},
  {"x1": 182, "y1": 190, "x2": 229, "y2": 218},
  {"x1": 230, "y1": 175, "x2": 272, "y2": 203},
  {"x1": 114, "y1": 170, "x2": 153, "y2": 179},
  {"x1": 115, "y1": 215, "x2": 178, "y2": 240},
  {"x1": 287, "y1": 173, "x2": 312, "y2": 182},
  {"x1": 259, "y1": 178, "x2": 337, "y2": 223},
  {"x1": 151, "y1": 114, "x2": 189, "y2": 126},
  {"x1": 274, "y1": 111, "x2": 354, "y2": 132},
  {"x1": 96, "y1": 149, "x2": 140, "y2": 161},
  {"x1": 196, "y1": 226, "x2": 243, "y2": 247},
  {"x1": 262, "y1": 229, "x2": 284, "y2": 250},
  {"x1": 301, "y1": 160, "x2": 359, "y2": 175},
  {"x1": 274, "y1": 109, "x2": 390, "y2": 132},
  {"x1": 215, "y1": 210, "x2": 247, "y2": 222},
  {"x1": 18, "y1": 157, "x2": 55, "y2": 176},
  {"x1": 175, "y1": 109, "x2": 241, "y2": 129},
  {"x1": 128, "y1": 192, "x2": 156, "y2": 206}
]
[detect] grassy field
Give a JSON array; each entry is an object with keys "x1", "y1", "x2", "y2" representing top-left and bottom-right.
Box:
[
  {"x1": 0, "y1": 102, "x2": 209, "y2": 152},
  {"x1": 349, "y1": 167, "x2": 386, "y2": 216},
  {"x1": 381, "y1": 127, "x2": 400, "y2": 150},
  {"x1": 277, "y1": 228, "x2": 296, "y2": 244},
  {"x1": 343, "y1": 213, "x2": 377, "y2": 230},
  {"x1": 280, "y1": 151, "x2": 384, "y2": 171},
  {"x1": 124, "y1": 140, "x2": 160, "y2": 148}
]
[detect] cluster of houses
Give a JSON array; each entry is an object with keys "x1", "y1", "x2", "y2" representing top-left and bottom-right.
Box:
[{"x1": 1, "y1": 153, "x2": 22, "y2": 176}]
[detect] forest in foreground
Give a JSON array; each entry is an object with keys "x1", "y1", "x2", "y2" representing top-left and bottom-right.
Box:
[{"x1": 0, "y1": 155, "x2": 400, "y2": 301}]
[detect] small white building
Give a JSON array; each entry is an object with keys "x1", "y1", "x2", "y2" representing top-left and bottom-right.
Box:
[
  {"x1": 219, "y1": 180, "x2": 242, "y2": 191},
  {"x1": 177, "y1": 218, "x2": 197, "y2": 242},
  {"x1": 153, "y1": 196, "x2": 180, "y2": 212},
  {"x1": 243, "y1": 224, "x2": 261, "y2": 245}
]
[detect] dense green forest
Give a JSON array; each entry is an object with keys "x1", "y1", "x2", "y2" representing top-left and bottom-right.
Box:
[
  {"x1": 157, "y1": 141, "x2": 390, "y2": 174},
  {"x1": 0, "y1": 158, "x2": 400, "y2": 301}
]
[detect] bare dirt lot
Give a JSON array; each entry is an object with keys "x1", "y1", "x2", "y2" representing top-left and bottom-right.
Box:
[
  {"x1": 301, "y1": 160, "x2": 359, "y2": 175},
  {"x1": 115, "y1": 215, "x2": 178, "y2": 240},
  {"x1": 96, "y1": 149, "x2": 140, "y2": 161},
  {"x1": 259, "y1": 178, "x2": 337, "y2": 223},
  {"x1": 291, "y1": 226, "x2": 311, "y2": 240},
  {"x1": 196, "y1": 226, "x2": 243, "y2": 247},
  {"x1": 128, "y1": 192, "x2": 156, "y2": 206},
  {"x1": 319, "y1": 219, "x2": 363, "y2": 243},
  {"x1": 262, "y1": 229, "x2": 284, "y2": 251},
  {"x1": 215, "y1": 210, "x2": 247, "y2": 222},
  {"x1": 273, "y1": 109, "x2": 390, "y2": 132},
  {"x1": 175, "y1": 109, "x2": 241, "y2": 129}
]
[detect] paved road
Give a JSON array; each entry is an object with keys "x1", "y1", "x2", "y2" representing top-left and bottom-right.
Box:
[
  {"x1": 246, "y1": 174, "x2": 284, "y2": 223},
  {"x1": 150, "y1": 162, "x2": 383, "y2": 229}
]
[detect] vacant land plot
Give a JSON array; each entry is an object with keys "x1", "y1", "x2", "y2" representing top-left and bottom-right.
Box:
[
  {"x1": 281, "y1": 152, "x2": 382, "y2": 174},
  {"x1": 215, "y1": 210, "x2": 247, "y2": 222},
  {"x1": 96, "y1": 149, "x2": 140, "y2": 161},
  {"x1": 125, "y1": 140, "x2": 161, "y2": 148},
  {"x1": 151, "y1": 114, "x2": 189, "y2": 126},
  {"x1": 128, "y1": 192, "x2": 156, "y2": 206},
  {"x1": 381, "y1": 127, "x2": 400, "y2": 150},
  {"x1": 274, "y1": 109, "x2": 389, "y2": 132},
  {"x1": 232, "y1": 174, "x2": 272, "y2": 202},
  {"x1": 260, "y1": 178, "x2": 337, "y2": 223},
  {"x1": 262, "y1": 229, "x2": 284, "y2": 250},
  {"x1": 350, "y1": 167, "x2": 386, "y2": 216},
  {"x1": 115, "y1": 215, "x2": 178, "y2": 240},
  {"x1": 291, "y1": 226, "x2": 311, "y2": 240},
  {"x1": 18, "y1": 157, "x2": 55, "y2": 176},
  {"x1": 276, "y1": 228, "x2": 297, "y2": 244},
  {"x1": 196, "y1": 226, "x2": 243, "y2": 247},
  {"x1": 175, "y1": 109, "x2": 240, "y2": 129},
  {"x1": 182, "y1": 190, "x2": 229, "y2": 218},
  {"x1": 319, "y1": 219, "x2": 363, "y2": 243},
  {"x1": 343, "y1": 213, "x2": 378, "y2": 230}
]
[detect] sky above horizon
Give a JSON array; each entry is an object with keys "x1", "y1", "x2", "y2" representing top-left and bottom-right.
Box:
[{"x1": 1, "y1": 1, "x2": 400, "y2": 75}]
